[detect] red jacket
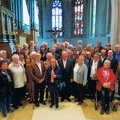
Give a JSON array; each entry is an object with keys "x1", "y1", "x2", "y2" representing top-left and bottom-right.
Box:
[{"x1": 97, "y1": 68, "x2": 116, "y2": 91}]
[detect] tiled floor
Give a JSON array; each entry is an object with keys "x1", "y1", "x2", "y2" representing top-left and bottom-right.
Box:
[{"x1": 0, "y1": 97, "x2": 120, "y2": 120}]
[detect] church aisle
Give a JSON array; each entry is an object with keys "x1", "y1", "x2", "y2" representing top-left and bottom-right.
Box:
[{"x1": 0, "y1": 97, "x2": 120, "y2": 120}]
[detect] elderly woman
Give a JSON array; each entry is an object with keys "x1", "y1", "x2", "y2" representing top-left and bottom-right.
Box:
[
  {"x1": 8, "y1": 54, "x2": 27, "y2": 109},
  {"x1": 0, "y1": 60, "x2": 14, "y2": 117},
  {"x1": 97, "y1": 60, "x2": 116, "y2": 115},
  {"x1": 45, "y1": 58, "x2": 62, "y2": 108},
  {"x1": 73, "y1": 56, "x2": 88, "y2": 105}
]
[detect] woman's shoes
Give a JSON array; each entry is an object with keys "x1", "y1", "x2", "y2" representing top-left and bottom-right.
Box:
[{"x1": 50, "y1": 103, "x2": 54, "y2": 108}]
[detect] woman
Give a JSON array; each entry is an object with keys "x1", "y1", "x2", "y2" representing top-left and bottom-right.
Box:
[
  {"x1": 0, "y1": 60, "x2": 14, "y2": 117},
  {"x1": 25, "y1": 55, "x2": 35, "y2": 103},
  {"x1": 8, "y1": 54, "x2": 27, "y2": 109},
  {"x1": 40, "y1": 45, "x2": 47, "y2": 61},
  {"x1": 73, "y1": 56, "x2": 88, "y2": 105},
  {"x1": 97, "y1": 60, "x2": 116, "y2": 115},
  {"x1": 45, "y1": 58, "x2": 62, "y2": 108}
]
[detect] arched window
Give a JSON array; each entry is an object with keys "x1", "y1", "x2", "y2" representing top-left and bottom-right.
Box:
[
  {"x1": 74, "y1": 0, "x2": 84, "y2": 36},
  {"x1": 90, "y1": 0, "x2": 97, "y2": 37},
  {"x1": 52, "y1": 0, "x2": 62, "y2": 36}
]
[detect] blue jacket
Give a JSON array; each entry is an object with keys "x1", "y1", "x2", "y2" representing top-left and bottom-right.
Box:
[{"x1": 45, "y1": 66, "x2": 62, "y2": 93}]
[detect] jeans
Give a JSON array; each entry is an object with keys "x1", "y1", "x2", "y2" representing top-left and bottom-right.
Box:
[
  {"x1": 0, "y1": 96, "x2": 11, "y2": 115},
  {"x1": 100, "y1": 87, "x2": 113, "y2": 110}
]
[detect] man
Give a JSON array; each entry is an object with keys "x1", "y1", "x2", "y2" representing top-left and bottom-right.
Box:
[
  {"x1": 50, "y1": 46, "x2": 60, "y2": 60},
  {"x1": 100, "y1": 49, "x2": 107, "y2": 63},
  {"x1": 95, "y1": 40, "x2": 104, "y2": 52},
  {"x1": 106, "y1": 50, "x2": 118, "y2": 74},
  {"x1": 58, "y1": 51, "x2": 73, "y2": 102},
  {"x1": 30, "y1": 53, "x2": 46, "y2": 107},
  {"x1": 114, "y1": 44, "x2": 120, "y2": 62},
  {"x1": 13, "y1": 44, "x2": 22, "y2": 55},
  {"x1": 22, "y1": 43, "x2": 29, "y2": 56},
  {"x1": 55, "y1": 43, "x2": 65, "y2": 56},
  {"x1": 0, "y1": 50, "x2": 11, "y2": 64}
]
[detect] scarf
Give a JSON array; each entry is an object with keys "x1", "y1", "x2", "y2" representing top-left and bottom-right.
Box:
[
  {"x1": 51, "y1": 68, "x2": 54, "y2": 83},
  {"x1": 102, "y1": 68, "x2": 110, "y2": 82},
  {"x1": 2, "y1": 70, "x2": 12, "y2": 82}
]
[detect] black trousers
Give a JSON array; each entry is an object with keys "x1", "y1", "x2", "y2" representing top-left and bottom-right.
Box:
[
  {"x1": 34, "y1": 82, "x2": 45, "y2": 103},
  {"x1": 50, "y1": 92, "x2": 59, "y2": 106},
  {"x1": 89, "y1": 79, "x2": 97, "y2": 98},
  {"x1": 77, "y1": 84, "x2": 84, "y2": 102},
  {"x1": 60, "y1": 84, "x2": 71, "y2": 100},
  {"x1": 13, "y1": 86, "x2": 25, "y2": 106},
  {"x1": 100, "y1": 87, "x2": 113, "y2": 110}
]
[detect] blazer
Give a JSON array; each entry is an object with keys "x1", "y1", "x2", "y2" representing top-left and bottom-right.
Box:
[
  {"x1": 58, "y1": 58, "x2": 73, "y2": 85},
  {"x1": 30, "y1": 61, "x2": 46, "y2": 83},
  {"x1": 97, "y1": 68, "x2": 116, "y2": 91}
]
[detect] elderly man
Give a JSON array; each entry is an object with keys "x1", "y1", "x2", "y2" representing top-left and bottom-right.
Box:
[
  {"x1": 114, "y1": 44, "x2": 120, "y2": 62},
  {"x1": 58, "y1": 51, "x2": 73, "y2": 102},
  {"x1": 106, "y1": 50, "x2": 118, "y2": 74},
  {"x1": 30, "y1": 52, "x2": 46, "y2": 107}
]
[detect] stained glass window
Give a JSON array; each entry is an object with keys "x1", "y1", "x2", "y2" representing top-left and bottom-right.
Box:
[
  {"x1": 74, "y1": 0, "x2": 84, "y2": 36},
  {"x1": 52, "y1": 0, "x2": 62, "y2": 36},
  {"x1": 90, "y1": 0, "x2": 96, "y2": 37}
]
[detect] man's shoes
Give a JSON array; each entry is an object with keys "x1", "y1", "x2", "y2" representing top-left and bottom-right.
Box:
[
  {"x1": 13, "y1": 105, "x2": 18, "y2": 109},
  {"x1": 61, "y1": 98, "x2": 64, "y2": 102},
  {"x1": 18, "y1": 103, "x2": 23, "y2": 106},
  {"x1": 78, "y1": 102, "x2": 83, "y2": 105},
  {"x1": 74, "y1": 99, "x2": 78, "y2": 102},
  {"x1": 56, "y1": 104, "x2": 59, "y2": 109},
  {"x1": 35, "y1": 103, "x2": 39, "y2": 107},
  {"x1": 105, "y1": 109, "x2": 110, "y2": 115},
  {"x1": 3, "y1": 113, "x2": 7, "y2": 117},
  {"x1": 7, "y1": 109, "x2": 14, "y2": 113},
  {"x1": 100, "y1": 109, "x2": 105, "y2": 115},
  {"x1": 50, "y1": 103, "x2": 54, "y2": 108},
  {"x1": 40, "y1": 101, "x2": 46, "y2": 105},
  {"x1": 66, "y1": 98, "x2": 71, "y2": 102}
]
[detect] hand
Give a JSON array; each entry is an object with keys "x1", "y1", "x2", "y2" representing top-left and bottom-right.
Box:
[
  {"x1": 52, "y1": 75, "x2": 56, "y2": 78},
  {"x1": 38, "y1": 79, "x2": 44, "y2": 83},
  {"x1": 116, "y1": 79, "x2": 118, "y2": 84},
  {"x1": 83, "y1": 84, "x2": 86, "y2": 86},
  {"x1": 70, "y1": 79, "x2": 74, "y2": 83},
  {"x1": 103, "y1": 83, "x2": 107, "y2": 88}
]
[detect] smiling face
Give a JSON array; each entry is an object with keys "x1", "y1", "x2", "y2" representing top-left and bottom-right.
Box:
[{"x1": 1, "y1": 62, "x2": 8, "y2": 70}]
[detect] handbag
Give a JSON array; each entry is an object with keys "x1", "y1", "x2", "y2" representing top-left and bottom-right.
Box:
[{"x1": 57, "y1": 81, "x2": 66, "y2": 90}]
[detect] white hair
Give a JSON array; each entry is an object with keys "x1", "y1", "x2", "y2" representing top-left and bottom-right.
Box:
[
  {"x1": 0, "y1": 50, "x2": 6, "y2": 54},
  {"x1": 30, "y1": 51, "x2": 36, "y2": 57},
  {"x1": 12, "y1": 54, "x2": 19, "y2": 60},
  {"x1": 23, "y1": 43, "x2": 28, "y2": 47},
  {"x1": 104, "y1": 60, "x2": 111, "y2": 64}
]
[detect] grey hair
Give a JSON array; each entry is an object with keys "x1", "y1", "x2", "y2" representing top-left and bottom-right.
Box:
[{"x1": 12, "y1": 54, "x2": 19, "y2": 60}]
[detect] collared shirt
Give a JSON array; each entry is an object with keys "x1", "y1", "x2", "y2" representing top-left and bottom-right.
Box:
[
  {"x1": 36, "y1": 61, "x2": 42, "y2": 74},
  {"x1": 63, "y1": 60, "x2": 67, "y2": 68}
]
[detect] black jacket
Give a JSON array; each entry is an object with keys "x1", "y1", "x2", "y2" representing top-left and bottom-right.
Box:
[{"x1": 0, "y1": 69, "x2": 14, "y2": 100}]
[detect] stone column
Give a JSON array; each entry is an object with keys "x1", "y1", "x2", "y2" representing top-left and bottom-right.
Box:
[{"x1": 110, "y1": 0, "x2": 120, "y2": 48}]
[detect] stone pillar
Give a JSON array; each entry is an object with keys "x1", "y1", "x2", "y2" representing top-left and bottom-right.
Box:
[{"x1": 110, "y1": 0, "x2": 120, "y2": 48}]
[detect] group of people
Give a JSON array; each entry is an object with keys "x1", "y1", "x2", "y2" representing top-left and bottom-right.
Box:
[{"x1": 0, "y1": 40, "x2": 120, "y2": 117}]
